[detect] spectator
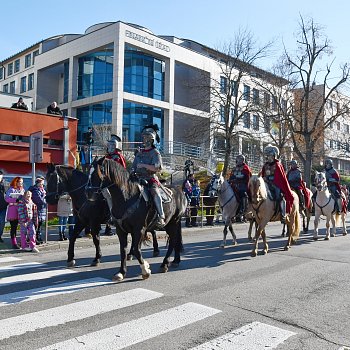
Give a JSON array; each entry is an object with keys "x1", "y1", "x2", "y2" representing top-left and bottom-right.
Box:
[
  {"x1": 17, "y1": 190, "x2": 39, "y2": 253},
  {"x1": 47, "y1": 101, "x2": 62, "y2": 115},
  {"x1": 85, "y1": 127, "x2": 94, "y2": 146},
  {"x1": 11, "y1": 97, "x2": 28, "y2": 111},
  {"x1": 29, "y1": 177, "x2": 47, "y2": 244},
  {"x1": 189, "y1": 179, "x2": 201, "y2": 227},
  {"x1": 182, "y1": 173, "x2": 195, "y2": 190},
  {"x1": 0, "y1": 170, "x2": 8, "y2": 243},
  {"x1": 183, "y1": 180, "x2": 192, "y2": 227},
  {"x1": 5, "y1": 176, "x2": 25, "y2": 249},
  {"x1": 57, "y1": 193, "x2": 74, "y2": 241},
  {"x1": 80, "y1": 145, "x2": 92, "y2": 174}
]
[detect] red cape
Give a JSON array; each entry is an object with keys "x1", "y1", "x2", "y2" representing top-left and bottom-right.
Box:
[
  {"x1": 300, "y1": 181, "x2": 311, "y2": 209},
  {"x1": 272, "y1": 161, "x2": 295, "y2": 214}
]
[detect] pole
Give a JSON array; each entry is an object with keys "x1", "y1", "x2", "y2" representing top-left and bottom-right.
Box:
[{"x1": 31, "y1": 162, "x2": 36, "y2": 185}]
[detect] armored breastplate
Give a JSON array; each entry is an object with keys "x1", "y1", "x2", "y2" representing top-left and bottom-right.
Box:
[{"x1": 264, "y1": 163, "x2": 276, "y2": 182}]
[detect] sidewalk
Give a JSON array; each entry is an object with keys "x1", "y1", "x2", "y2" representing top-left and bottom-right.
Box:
[{"x1": 0, "y1": 222, "x2": 224, "y2": 255}]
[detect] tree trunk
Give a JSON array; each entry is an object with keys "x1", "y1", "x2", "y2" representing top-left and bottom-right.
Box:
[
  {"x1": 223, "y1": 141, "x2": 232, "y2": 177},
  {"x1": 303, "y1": 145, "x2": 313, "y2": 188}
]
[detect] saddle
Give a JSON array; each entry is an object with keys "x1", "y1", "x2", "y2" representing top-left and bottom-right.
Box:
[{"x1": 137, "y1": 180, "x2": 172, "y2": 204}]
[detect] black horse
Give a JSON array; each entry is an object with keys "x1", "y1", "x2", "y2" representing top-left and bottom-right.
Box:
[
  {"x1": 90, "y1": 157, "x2": 187, "y2": 282},
  {"x1": 45, "y1": 163, "x2": 160, "y2": 268}
]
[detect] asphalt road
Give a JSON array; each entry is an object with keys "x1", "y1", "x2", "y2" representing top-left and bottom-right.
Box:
[{"x1": 0, "y1": 217, "x2": 350, "y2": 350}]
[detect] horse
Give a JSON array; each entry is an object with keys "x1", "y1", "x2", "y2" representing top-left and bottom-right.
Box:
[
  {"x1": 248, "y1": 175, "x2": 301, "y2": 256},
  {"x1": 90, "y1": 157, "x2": 187, "y2": 281},
  {"x1": 208, "y1": 173, "x2": 256, "y2": 247},
  {"x1": 282, "y1": 187, "x2": 314, "y2": 236},
  {"x1": 313, "y1": 171, "x2": 347, "y2": 240},
  {"x1": 45, "y1": 164, "x2": 160, "y2": 268}
]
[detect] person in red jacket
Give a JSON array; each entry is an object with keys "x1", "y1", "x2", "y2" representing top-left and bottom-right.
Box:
[
  {"x1": 261, "y1": 145, "x2": 294, "y2": 223},
  {"x1": 105, "y1": 134, "x2": 126, "y2": 169},
  {"x1": 229, "y1": 154, "x2": 252, "y2": 221},
  {"x1": 287, "y1": 159, "x2": 311, "y2": 211}
]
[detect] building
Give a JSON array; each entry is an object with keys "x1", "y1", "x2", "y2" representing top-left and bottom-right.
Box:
[
  {"x1": 0, "y1": 21, "x2": 293, "y2": 171},
  {"x1": 0, "y1": 107, "x2": 77, "y2": 185}
]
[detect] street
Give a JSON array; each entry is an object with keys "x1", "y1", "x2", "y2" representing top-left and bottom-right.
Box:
[{"x1": 0, "y1": 217, "x2": 350, "y2": 350}]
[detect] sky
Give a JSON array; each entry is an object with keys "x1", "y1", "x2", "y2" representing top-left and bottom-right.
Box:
[{"x1": 1, "y1": 0, "x2": 349, "y2": 79}]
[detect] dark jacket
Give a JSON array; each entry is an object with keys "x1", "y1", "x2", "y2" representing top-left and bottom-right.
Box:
[
  {"x1": 28, "y1": 185, "x2": 47, "y2": 221},
  {"x1": 47, "y1": 105, "x2": 62, "y2": 115},
  {"x1": 11, "y1": 102, "x2": 28, "y2": 110},
  {"x1": 0, "y1": 181, "x2": 8, "y2": 211}
]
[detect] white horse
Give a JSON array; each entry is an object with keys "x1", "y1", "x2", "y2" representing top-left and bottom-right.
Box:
[
  {"x1": 209, "y1": 173, "x2": 239, "y2": 247},
  {"x1": 313, "y1": 171, "x2": 347, "y2": 240}
]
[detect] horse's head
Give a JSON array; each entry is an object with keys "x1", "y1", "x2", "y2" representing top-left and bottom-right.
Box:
[
  {"x1": 248, "y1": 175, "x2": 267, "y2": 204},
  {"x1": 45, "y1": 163, "x2": 67, "y2": 204},
  {"x1": 208, "y1": 173, "x2": 225, "y2": 197},
  {"x1": 85, "y1": 157, "x2": 106, "y2": 201},
  {"x1": 314, "y1": 171, "x2": 327, "y2": 191}
]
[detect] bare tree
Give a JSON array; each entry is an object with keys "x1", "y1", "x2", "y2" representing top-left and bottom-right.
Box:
[
  {"x1": 190, "y1": 29, "x2": 273, "y2": 176},
  {"x1": 283, "y1": 16, "x2": 350, "y2": 186}
]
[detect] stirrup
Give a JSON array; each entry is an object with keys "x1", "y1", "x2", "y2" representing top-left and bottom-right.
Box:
[{"x1": 155, "y1": 216, "x2": 165, "y2": 228}]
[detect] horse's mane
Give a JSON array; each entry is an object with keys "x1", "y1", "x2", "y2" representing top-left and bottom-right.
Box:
[
  {"x1": 249, "y1": 175, "x2": 267, "y2": 199},
  {"x1": 102, "y1": 159, "x2": 139, "y2": 197}
]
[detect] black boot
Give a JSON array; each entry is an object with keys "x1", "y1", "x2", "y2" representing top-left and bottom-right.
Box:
[
  {"x1": 62, "y1": 232, "x2": 67, "y2": 240},
  {"x1": 36, "y1": 233, "x2": 43, "y2": 245},
  {"x1": 59, "y1": 233, "x2": 63, "y2": 241}
]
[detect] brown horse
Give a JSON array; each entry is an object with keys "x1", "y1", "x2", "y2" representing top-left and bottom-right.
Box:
[{"x1": 248, "y1": 175, "x2": 301, "y2": 256}]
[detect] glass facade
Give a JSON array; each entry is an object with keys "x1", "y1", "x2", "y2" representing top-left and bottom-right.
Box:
[
  {"x1": 63, "y1": 62, "x2": 69, "y2": 103},
  {"x1": 123, "y1": 101, "x2": 163, "y2": 144},
  {"x1": 77, "y1": 44, "x2": 113, "y2": 99},
  {"x1": 76, "y1": 100, "x2": 112, "y2": 141},
  {"x1": 124, "y1": 46, "x2": 165, "y2": 101}
]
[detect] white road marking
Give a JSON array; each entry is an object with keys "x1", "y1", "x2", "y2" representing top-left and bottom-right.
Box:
[
  {"x1": 190, "y1": 321, "x2": 296, "y2": 350},
  {"x1": 0, "y1": 262, "x2": 44, "y2": 272},
  {"x1": 0, "y1": 268, "x2": 77, "y2": 286},
  {"x1": 0, "y1": 288, "x2": 163, "y2": 340},
  {"x1": 0, "y1": 257, "x2": 22, "y2": 264},
  {"x1": 39, "y1": 302, "x2": 221, "y2": 350},
  {"x1": 0, "y1": 277, "x2": 113, "y2": 306}
]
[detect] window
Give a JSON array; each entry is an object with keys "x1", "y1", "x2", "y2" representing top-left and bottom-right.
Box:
[
  {"x1": 20, "y1": 76, "x2": 27, "y2": 93},
  {"x1": 345, "y1": 124, "x2": 350, "y2": 133},
  {"x1": 252, "y1": 88, "x2": 259, "y2": 104},
  {"x1": 264, "y1": 116, "x2": 270, "y2": 132},
  {"x1": 230, "y1": 108, "x2": 235, "y2": 122},
  {"x1": 14, "y1": 59, "x2": 20, "y2": 73},
  {"x1": 253, "y1": 115, "x2": 259, "y2": 130},
  {"x1": 264, "y1": 92, "x2": 270, "y2": 108},
  {"x1": 243, "y1": 112, "x2": 250, "y2": 128},
  {"x1": 3, "y1": 84, "x2": 8, "y2": 93},
  {"x1": 220, "y1": 76, "x2": 227, "y2": 94},
  {"x1": 33, "y1": 50, "x2": 39, "y2": 63},
  {"x1": 0, "y1": 67, "x2": 3, "y2": 80},
  {"x1": 336, "y1": 121, "x2": 340, "y2": 130},
  {"x1": 231, "y1": 80, "x2": 238, "y2": 97},
  {"x1": 282, "y1": 99, "x2": 287, "y2": 112},
  {"x1": 271, "y1": 96, "x2": 277, "y2": 111},
  {"x1": 329, "y1": 122, "x2": 333, "y2": 129},
  {"x1": 25, "y1": 54, "x2": 31, "y2": 68},
  {"x1": 220, "y1": 105, "x2": 225, "y2": 123},
  {"x1": 28, "y1": 73, "x2": 34, "y2": 90},
  {"x1": 8, "y1": 63, "x2": 13, "y2": 76},
  {"x1": 243, "y1": 85, "x2": 250, "y2": 101},
  {"x1": 9, "y1": 81, "x2": 15, "y2": 94}
]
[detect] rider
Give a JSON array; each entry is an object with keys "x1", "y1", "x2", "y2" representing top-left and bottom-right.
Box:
[
  {"x1": 105, "y1": 134, "x2": 126, "y2": 169},
  {"x1": 104, "y1": 134, "x2": 126, "y2": 234},
  {"x1": 261, "y1": 145, "x2": 294, "y2": 223},
  {"x1": 287, "y1": 160, "x2": 310, "y2": 211},
  {"x1": 228, "y1": 154, "x2": 252, "y2": 221},
  {"x1": 131, "y1": 124, "x2": 165, "y2": 228},
  {"x1": 324, "y1": 159, "x2": 342, "y2": 214}
]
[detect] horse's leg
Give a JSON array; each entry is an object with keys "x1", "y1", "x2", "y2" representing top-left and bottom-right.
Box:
[
  {"x1": 329, "y1": 215, "x2": 336, "y2": 238},
  {"x1": 112, "y1": 230, "x2": 128, "y2": 282},
  {"x1": 220, "y1": 224, "x2": 228, "y2": 248},
  {"x1": 132, "y1": 229, "x2": 151, "y2": 279},
  {"x1": 90, "y1": 224, "x2": 102, "y2": 266},
  {"x1": 325, "y1": 217, "x2": 331, "y2": 240},
  {"x1": 229, "y1": 223, "x2": 237, "y2": 246},
  {"x1": 342, "y1": 213, "x2": 348, "y2": 236},
  {"x1": 251, "y1": 225, "x2": 263, "y2": 257},
  {"x1": 261, "y1": 229, "x2": 268, "y2": 255},
  {"x1": 127, "y1": 233, "x2": 134, "y2": 260},
  {"x1": 281, "y1": 223, "x2": 286, "y2": 237},
  {"x1": 313, "y1": 213, "x2": 320, "y2": 240},
  {"x1": 151, "y1": 230, "x2": 160, "y2": 257},
  {"x1": 160, "y1": 223, "x2": 175, "y2": 273},
  {"x1": 67, "y1": 220, "x2": 84, "y2": 267},
  {"x1": 247, "y1": 219, "x2": 253, "y2": 241}
]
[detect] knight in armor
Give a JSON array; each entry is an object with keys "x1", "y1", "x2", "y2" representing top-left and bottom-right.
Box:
[
  {"x1": 105, "y1": 134, "x2": 126, "y2": 169},
  {"x1": 228, "y1": 154, "x2": 252, "y2": 221},
  {"x1": 261, "y1": 145, "x2": 294, "y2": 223},
  {"x1": 287, "y1": 160, "x2": 310, "y2": 211},
  {"x1": 324, "y1": 159, "x2": 342, "y2": 213},
  {"x1": 131, "y1": 124, "x2": 165, "y2": 228}
]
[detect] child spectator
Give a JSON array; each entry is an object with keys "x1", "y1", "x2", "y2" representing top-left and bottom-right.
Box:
[
  {"x1": 18, "y1": 190, "x2": 39, "y2": 253},
  {"x1": 190, "y1": 179, "x2": 201, "y2": 227},
  {"x1": 57, "y1": 193, "x2": 74, "y2": 241}
]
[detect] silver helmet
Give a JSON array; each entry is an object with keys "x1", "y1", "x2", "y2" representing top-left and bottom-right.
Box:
[
  {"x1": 325, "y1": 159, "x2": 333, "y2": 169},
  {"x1": 236, "y1": 154, "x2": 245, "y2": 165},
  {"x1": 107, "y1": 134, "x2": 121, "y2": 153},
  {"x1": 290, "y1": 159, "x2": 298, "y2": 168},
  {"x1": 264, "y1": 145, "x2": 279, "y2": 162},
  {"x1": 141, "y1": 124, "x2": 160, "y2": 148}
]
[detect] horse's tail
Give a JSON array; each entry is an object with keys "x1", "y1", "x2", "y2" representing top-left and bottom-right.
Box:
[{"x1": 291, "y1": 205, "x2": 301, "y2": 239}]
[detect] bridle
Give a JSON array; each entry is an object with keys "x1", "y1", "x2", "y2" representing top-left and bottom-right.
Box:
[{"x1": 210, "y1": 175, "x2": 235, "y2": 209}]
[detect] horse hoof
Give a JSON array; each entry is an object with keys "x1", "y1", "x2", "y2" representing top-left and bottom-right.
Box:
[
  {"x1": 142, "y1": 272, "x2": 151, "y2": 280},
  {"x1": 90, "y1": 259, "x2": 100, "y2": 266},
  {"x1": 324, "y1": 237, "x2": 330, "y2": 241},
  {"x1": 112, "y1": 273, "x2": 124, "y2": 282},
  {"x1": 281, "y1": 233, "x2": 285, "y2": 237},
  {"x1": 232, "y1": 241, "x2": 237, "y2": 246},
  {"x1": 220, "y1": 244, "x2": 225, "y2": 248},
  {"x1": 343, "y1": 232, "x2": 347, "y2": 236},
  {"x1": 303, "y1": 229, "x2": 308, "y2": 233},
  {"x1": 159, "y1": 265, "x2": 168, "y2": 273},
  {"x1": 313, "y1": 237, "x2": 318, "y2": 241},
  {"x1": 331, "y1": 234, "x2": 335, "y2": 237},
  {"x1": 262, "y1": 250, "x2": 268, "y2": 255},
  {"x1": 127, "y1": 254, "x2": 133, "y2": 261},
  {"x1": 67, "y1": 260, "x2": 75, "y2": 268},
  {"x1": 284, "y1": 246, "x2": 290, "y2": 251},
  {"x1": 251, "y1": 251, "x2": 257, "y2": 257},
  {"x1": 153, "y1": 251, "x2": 160, "y2": 257}
]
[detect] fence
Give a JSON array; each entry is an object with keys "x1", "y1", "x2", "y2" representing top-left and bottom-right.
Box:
[{"x1": 41, "y1": 195, "x2": 222, "y2": 242}]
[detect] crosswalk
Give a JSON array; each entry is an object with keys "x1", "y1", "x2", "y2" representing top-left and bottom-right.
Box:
[{"x1": 0, "y1": 256, "x2": 297, "y2": 349}]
